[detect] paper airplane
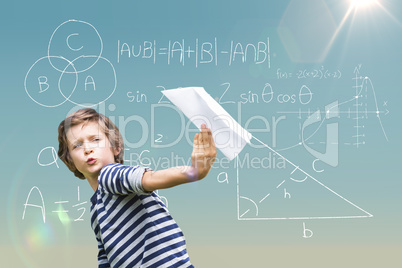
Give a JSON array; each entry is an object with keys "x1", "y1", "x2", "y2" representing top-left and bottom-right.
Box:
[{"x1": 162, "y1": 87, "x2": 251, "y2": 160}]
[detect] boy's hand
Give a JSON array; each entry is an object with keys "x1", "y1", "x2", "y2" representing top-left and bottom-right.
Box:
[{"x1": 187, "y1": 124, "x2": 217, "y2": 181}]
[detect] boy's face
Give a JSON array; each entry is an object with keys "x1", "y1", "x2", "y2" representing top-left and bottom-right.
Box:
[{"x1": 66, "y1": 121, "x2": 119, "y2": 182}]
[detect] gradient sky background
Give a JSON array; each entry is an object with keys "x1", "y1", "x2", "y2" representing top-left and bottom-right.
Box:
[{"x1": 1, "y1": 0, "x2": 401, "y2": 267}]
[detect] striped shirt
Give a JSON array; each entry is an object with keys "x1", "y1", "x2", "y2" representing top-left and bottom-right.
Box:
[{"x1": 90, "y1": 163, "x2": 194, "y2": 268}]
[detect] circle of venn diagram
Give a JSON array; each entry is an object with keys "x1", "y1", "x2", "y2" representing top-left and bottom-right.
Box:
[{"x1": 24, "y1": 19, "x2": 116, "y2": 108}]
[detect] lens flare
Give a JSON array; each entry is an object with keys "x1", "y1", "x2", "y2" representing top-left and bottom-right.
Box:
[
  {"x1": 351, "y1": 0, "x2": 379, "y2": 9},
  {"x1": 56, "y1": 203, "x2": 72, "y2": 226},
  {"x1": 24, "y1": 223, "x2": 53, "y2": 250}
]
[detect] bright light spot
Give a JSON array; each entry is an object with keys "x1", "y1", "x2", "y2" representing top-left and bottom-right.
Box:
[
  {"x1": 24, "y1": 224, "x2": 53, "y2": 249},
  {"x1": 351, "y1": 0, "x2": 379, "y2": 9},
  {"x1": 56, "y1": 203, "x2": 71, "y2": 226}
]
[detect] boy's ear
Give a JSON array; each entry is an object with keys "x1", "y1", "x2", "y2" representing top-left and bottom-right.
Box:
[{"x1": 113, "y1": 147, "x2": 121, "y2": 156}]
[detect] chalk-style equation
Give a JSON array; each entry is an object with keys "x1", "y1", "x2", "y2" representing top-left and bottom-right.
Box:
[
  {"x1": 276, "y1": 67, "x2": 342, "y2": 80},
  {"x1": 22, "y1": 186, "x2": 87, "y2": 224},
  {"x1": 21, "y1": 184, "x2": 169, "y2": 225},
  {"x1": 117, "y1": 38, "x2": 271, "y2": 68}
]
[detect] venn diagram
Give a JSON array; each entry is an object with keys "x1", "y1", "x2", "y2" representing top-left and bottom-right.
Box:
[{"x1": 24, "y1": 19, "x2": 116, "y2": 107}]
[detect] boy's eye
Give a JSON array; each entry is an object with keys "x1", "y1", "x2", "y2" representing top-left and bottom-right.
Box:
[{"x1": 73, "y1": 143, "x2": 82, "y2": 149}]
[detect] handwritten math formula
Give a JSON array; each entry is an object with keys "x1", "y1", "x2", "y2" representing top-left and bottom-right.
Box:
[
  {"x1": 276, "y1": 67, "x2": 342, "y2": 80},
  {"x1": 22, "y1": 186, "x2": 87, "y2": 224},
  {"x1": 117, "y1": 37, "x2": 271, "y2": 68}
]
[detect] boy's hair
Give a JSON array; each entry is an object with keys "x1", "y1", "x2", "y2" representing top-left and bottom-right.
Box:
[{"x1": 58, "y1": 108, "x2": 124, "y2": 180}]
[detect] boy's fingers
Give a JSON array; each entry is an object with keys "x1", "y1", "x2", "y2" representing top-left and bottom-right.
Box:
[
  {"x1": 207, "y1": 128, "x2": 214, "y2": 146},
  {"x1": 193, "y1": 133, "x2": 199, "y2": 146},
  {"x1": 200, "y1": 125, "x2": 211, "y2": 146},
  {"x1": 195, "y1": 125, "x2": 216, "y2": 152},
  {"x1": 206, "y1": 128, "x2": 216, "y2": 160},
  {"x1": 203, "y1": 128, "x2": 214, "y2": 151},
  {"x1": 200, "y1": 124, "x2": 206, "y2": 140},
  {"x1": 200, "y1": 125, "x2": 206, "y2": 140}
]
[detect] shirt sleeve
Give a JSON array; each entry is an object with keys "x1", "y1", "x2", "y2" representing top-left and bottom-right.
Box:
[{"x1": 98, "y1": 163, "x2": 152, "y2": 195}]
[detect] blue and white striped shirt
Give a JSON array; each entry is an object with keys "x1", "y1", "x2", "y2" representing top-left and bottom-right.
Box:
[{"x1": 90, "y1": 163, "x2": 194, "y2": 267}]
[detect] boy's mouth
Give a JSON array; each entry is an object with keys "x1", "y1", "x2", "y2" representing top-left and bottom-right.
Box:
[{"x1": 87, "y1": 158, "x2": 96, "y2": 165}]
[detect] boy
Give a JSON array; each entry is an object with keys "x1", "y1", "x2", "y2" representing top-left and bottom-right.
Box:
[{"x1": 58, "y1": 108, "x2": 216, "y2": 267}]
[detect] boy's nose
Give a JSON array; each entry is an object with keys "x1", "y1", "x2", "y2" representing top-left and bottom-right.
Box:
[
  {"x1": 84, "y1": 148, "x2": 94, "y2": 155},
  {"x1": 84, "y1": 145, "x2": 94, "y2": 155}
]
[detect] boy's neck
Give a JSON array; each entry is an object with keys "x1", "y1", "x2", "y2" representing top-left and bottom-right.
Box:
[{"x1": 87, "y1": 176, "x2": 99, "y2": 192}]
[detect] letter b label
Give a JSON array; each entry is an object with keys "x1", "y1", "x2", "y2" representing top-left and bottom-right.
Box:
[{"x1": 303, "y1": 222, "x2": 313, "y2": 238}]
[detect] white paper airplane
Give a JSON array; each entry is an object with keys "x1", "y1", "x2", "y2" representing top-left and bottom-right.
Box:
[{"x1": 162, "y1": 87, "x2": 251, "y2": 160}]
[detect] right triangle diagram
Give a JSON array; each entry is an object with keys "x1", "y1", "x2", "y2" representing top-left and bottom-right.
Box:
[{"x1": 236, "y1": 137, "x2": 373, "y2": 220}]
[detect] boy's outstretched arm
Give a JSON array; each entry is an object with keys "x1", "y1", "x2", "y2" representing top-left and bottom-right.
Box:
[{"x1": 142, "y1": 124, "x2": 217, "y2": 192}]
